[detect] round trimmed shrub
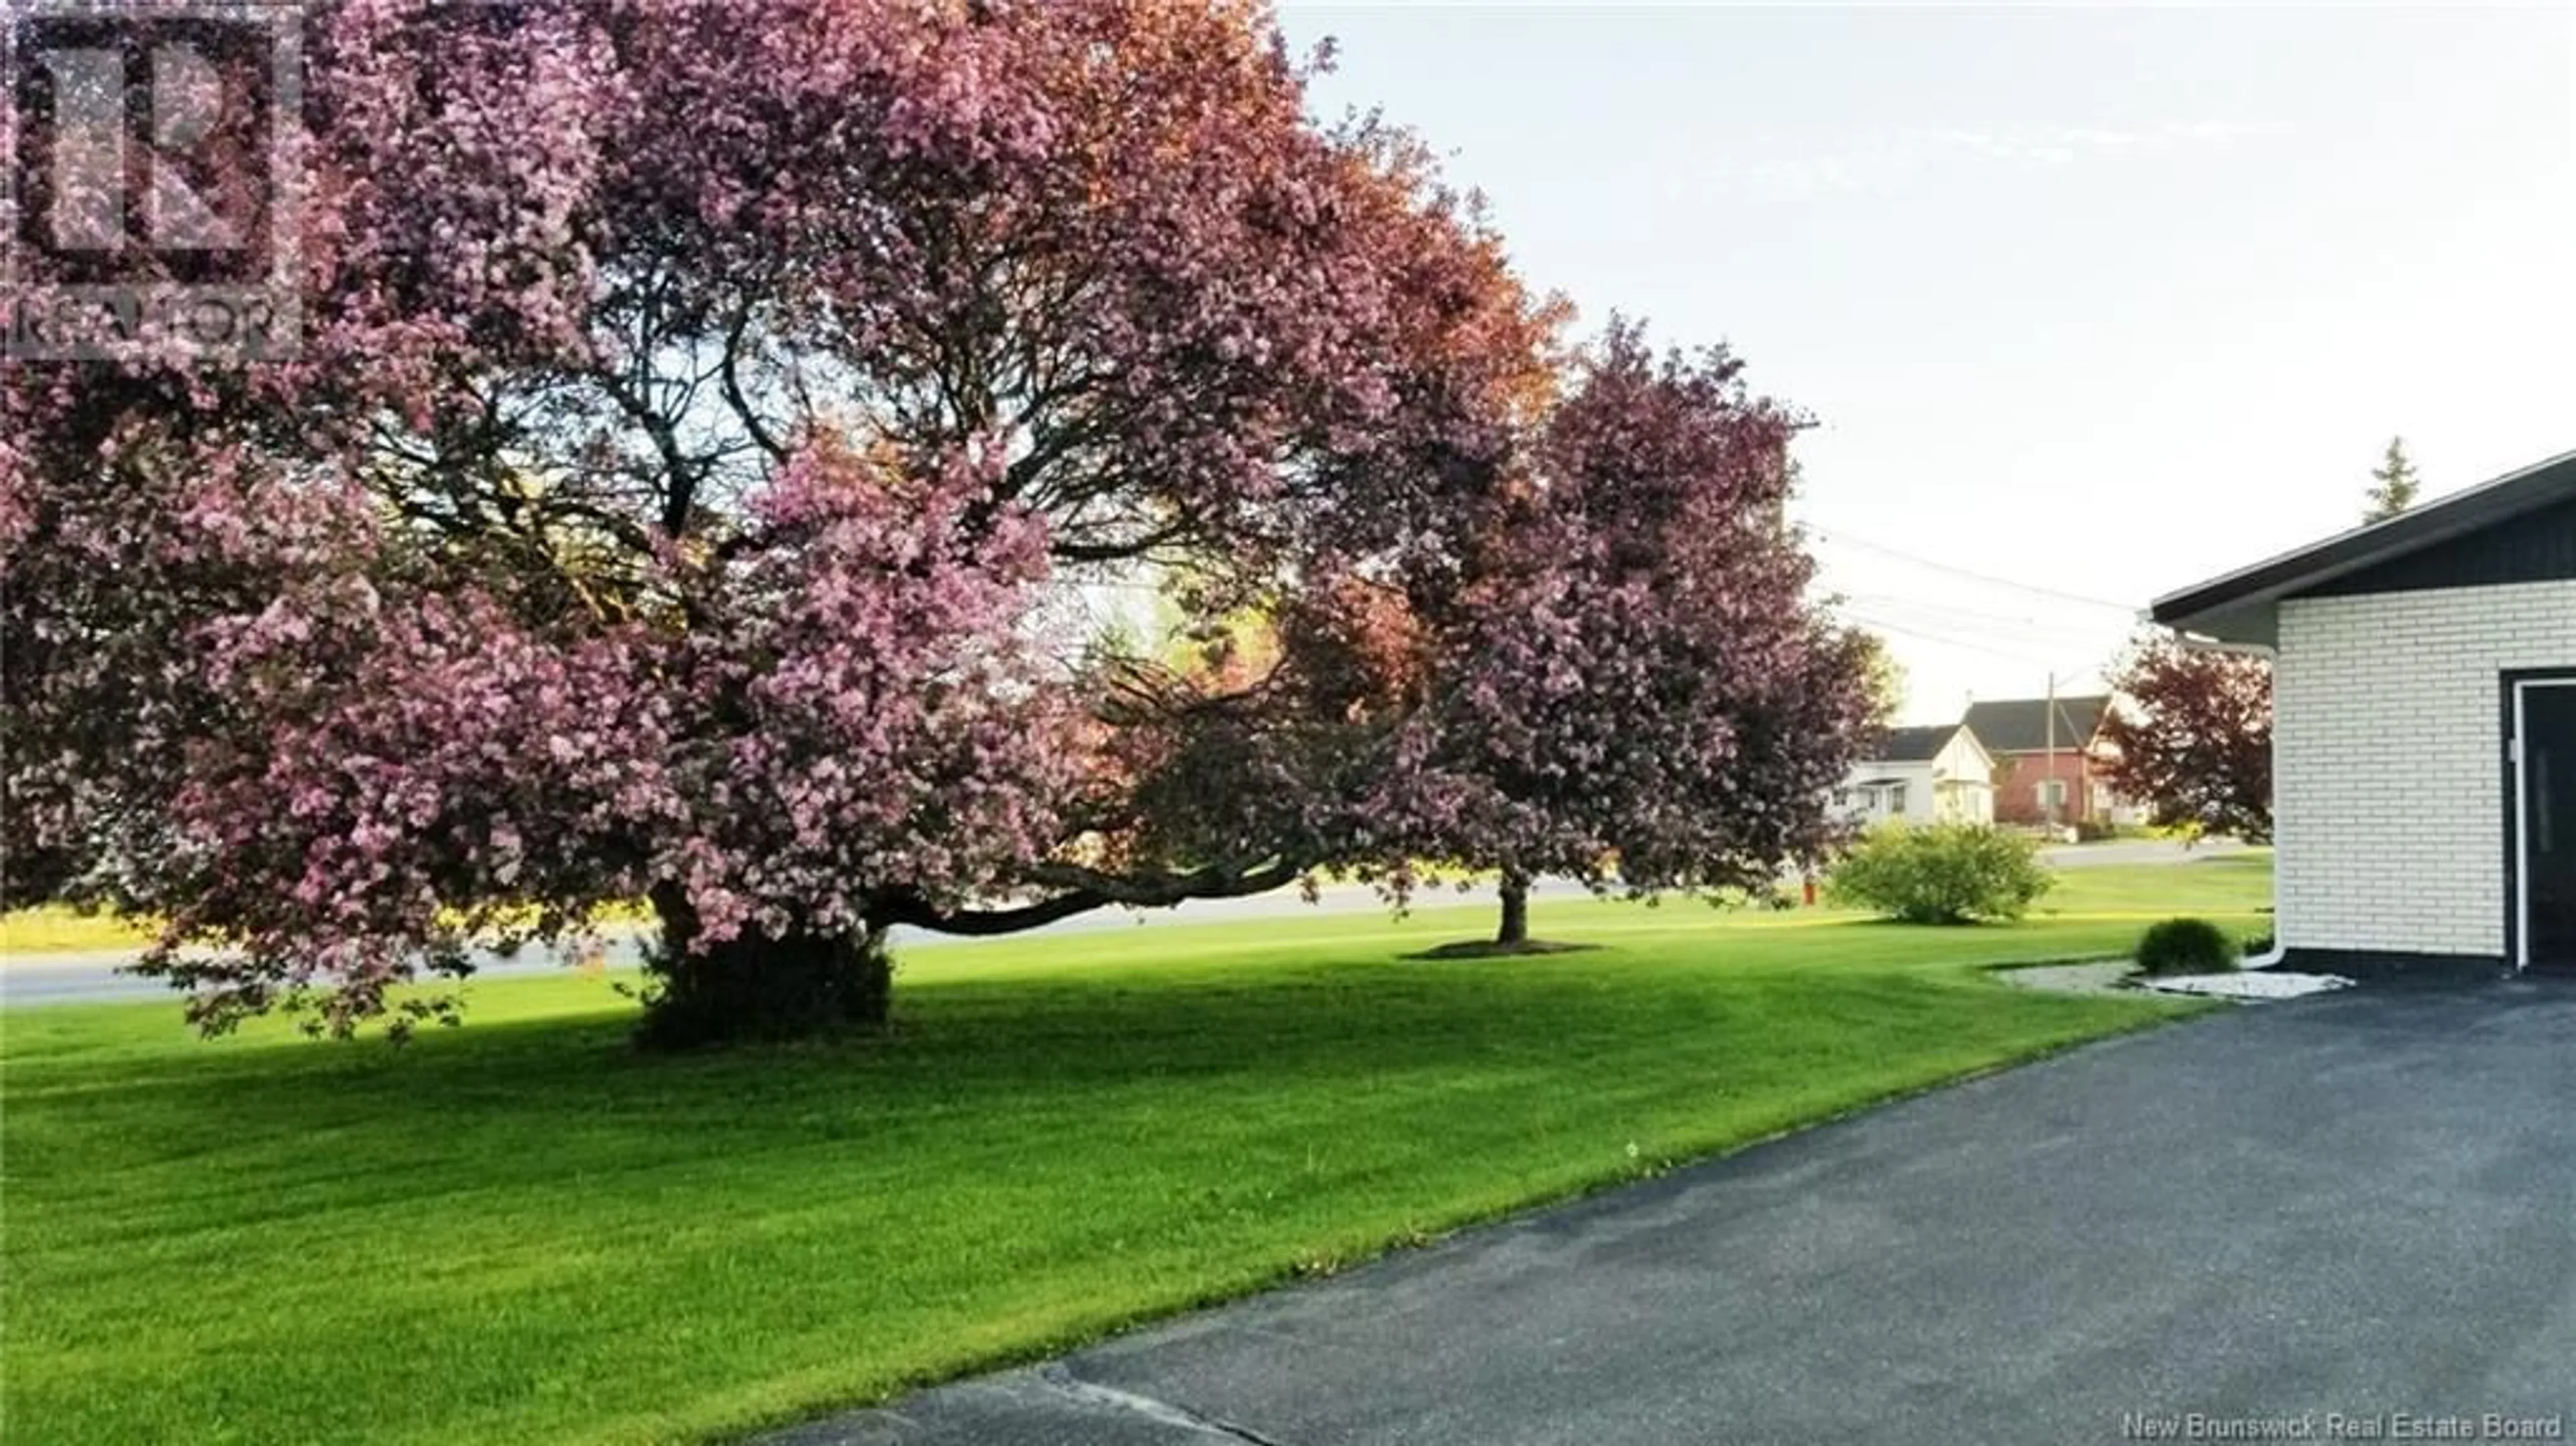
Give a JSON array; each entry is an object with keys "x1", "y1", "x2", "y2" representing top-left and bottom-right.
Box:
[
  {"x1": 1826, "y1": 823, "x2": 2054, "y2": 924},
  {"x1": 2133, "y1": 917, "x2": 2240, "y2": 977}
]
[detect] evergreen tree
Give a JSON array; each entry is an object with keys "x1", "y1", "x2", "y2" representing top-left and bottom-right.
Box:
[{"x1": 2363, "y1": 437, "x2": 2422, "y2": 523}]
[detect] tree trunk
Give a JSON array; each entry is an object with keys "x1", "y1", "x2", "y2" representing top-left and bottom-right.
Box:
[
  {"x1": 636, "y1": 885, "x2": 892, "y2": 1050},
  {"x1": 1496, "y1": 872, "x2": 1531, "y2": 947}
]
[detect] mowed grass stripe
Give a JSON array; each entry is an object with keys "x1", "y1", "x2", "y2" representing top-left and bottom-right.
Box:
[{"x1": 2, "y1": 860, "x2": 2264, "y2": 1446}]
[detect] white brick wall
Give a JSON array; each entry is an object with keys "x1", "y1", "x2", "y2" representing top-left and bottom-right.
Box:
[{"x1": 2275, "y1": 579, "x2": 2576, "y2": 957}]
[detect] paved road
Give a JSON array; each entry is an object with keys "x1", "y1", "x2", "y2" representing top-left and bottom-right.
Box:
[
  {"x1": 2044, "y1": 836, "x2": 2251, "y2": 868},
  {"x1": 767, "y1": 977, "x2": 2573, "y2": 1446},
  {"x1": 0, "y1": 840, "x2": 2248, "y2": 1008},
  {"x1": 0, "y1": 879, "x2": 1597, "y2": 1008}
]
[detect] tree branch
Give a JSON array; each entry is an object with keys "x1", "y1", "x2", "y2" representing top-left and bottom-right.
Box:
[
  {"x1": 871, "y1": 858, "x2": 1307, "y2": 936},
  {"x1": 718, "y1": 307, "x2": 788, "y2": 463}
]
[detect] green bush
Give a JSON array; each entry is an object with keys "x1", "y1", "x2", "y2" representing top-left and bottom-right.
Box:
[
  {"x1": 2133, "y1": 917, "x2": 2240, "y2": 976},
  {"x1": 1827, "y1": 823, "x2": 2054, "y2": 924}
]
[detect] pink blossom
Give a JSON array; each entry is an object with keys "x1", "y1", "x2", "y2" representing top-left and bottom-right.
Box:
[{"x1": 3, "y1": 0, "x2": 1565, "y2": 1036}]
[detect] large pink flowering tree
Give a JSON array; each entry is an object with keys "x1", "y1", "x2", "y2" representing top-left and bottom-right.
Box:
[
  {"x1": 3, "y1": 0, "x2": 1560, "y2": 1043},
  {"x1": 1375, "y1": 325, "x2": 1883, "y2": 946}
]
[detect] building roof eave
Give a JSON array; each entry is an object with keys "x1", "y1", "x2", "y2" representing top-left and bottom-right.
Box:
[{"x1": 2149, "y1": 449, "x2": 2576, "y2": 643}]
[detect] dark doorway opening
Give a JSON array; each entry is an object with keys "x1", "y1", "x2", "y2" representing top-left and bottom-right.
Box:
[{"x1": 2520, "y1": 681, "x2": 2576, "y2": 969}]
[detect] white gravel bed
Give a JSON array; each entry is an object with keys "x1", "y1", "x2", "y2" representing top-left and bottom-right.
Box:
[
  {"x1": 2128, "y1": 970, "x2": 2354, "y2": 1000},
  {"x1": 2002, "y1": 960, "x2": 2358, "y2": 1001},
  {"x1": 1995, "y1": 961, "x2": 2135, "y2": 997}
]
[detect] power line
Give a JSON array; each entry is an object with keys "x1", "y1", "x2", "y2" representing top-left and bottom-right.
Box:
[
  {"x1": 1839, "y1": 609, "x2": 2109, "y2": 680},
  {"x1": 1811, "y1": 529, "x2": 2143, "y2": 614},
  {"x1": 1837, "y1": 592, "x2": 2130, "y2": 644},
  {"x1": 1842, "y1": 613, "x2": 2060, "y2": 667},
  {"x1": 1833, "y1": 586, "x2": 2130, "y2": 664}
]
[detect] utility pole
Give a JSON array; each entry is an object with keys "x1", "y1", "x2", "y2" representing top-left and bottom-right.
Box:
[{"x1": 2043, "y1": 671, "x2": 2059, "y2": 832}]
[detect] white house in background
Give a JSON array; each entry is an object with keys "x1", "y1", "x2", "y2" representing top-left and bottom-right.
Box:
[
  {"x1": 1838, "y1": 724, "x2": 1996, "y2": 827},
  {"x1": 2152, "y1": 447, "x2": 2576, "y2": 979}
]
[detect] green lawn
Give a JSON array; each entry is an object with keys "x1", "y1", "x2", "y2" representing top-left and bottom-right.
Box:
[{"x1": 2, "y1": 858, "x2": 2266, "y2": 1446}]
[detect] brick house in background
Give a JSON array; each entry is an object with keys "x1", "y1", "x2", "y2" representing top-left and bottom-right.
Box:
[{"x1": 1961, "y1": 695, "x2": 2125, "y2": 827}]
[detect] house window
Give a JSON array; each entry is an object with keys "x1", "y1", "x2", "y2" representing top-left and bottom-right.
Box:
[
  {"x1": 1888, "y1": 783, "x2": 1909, "y2": 815},
  {"x1": 2037, "y1": 779, "x2": 2067, "y2": 817}
]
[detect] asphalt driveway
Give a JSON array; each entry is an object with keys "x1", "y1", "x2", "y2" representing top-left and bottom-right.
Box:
[{"x1": 771, "y1": 978, "x2": 2575, "y2": 1445}]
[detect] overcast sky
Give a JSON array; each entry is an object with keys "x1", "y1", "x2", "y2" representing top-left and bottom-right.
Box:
[{"x1": 1278, "y1": 1, "x2": 2576, "y2": 721}]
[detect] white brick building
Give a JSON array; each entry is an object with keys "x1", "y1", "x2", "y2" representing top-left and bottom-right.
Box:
[{"x1": 2153, "y1": 449, "x2": 2576, "y2": 977}]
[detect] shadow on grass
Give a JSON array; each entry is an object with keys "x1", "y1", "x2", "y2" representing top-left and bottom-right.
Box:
[
  {"x1": 8, "y1": 924, "x2": 2163, "y2": 1186},
  {"x1": 1399, "y1": 938, "x2": 1604, "y2": 960}
]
